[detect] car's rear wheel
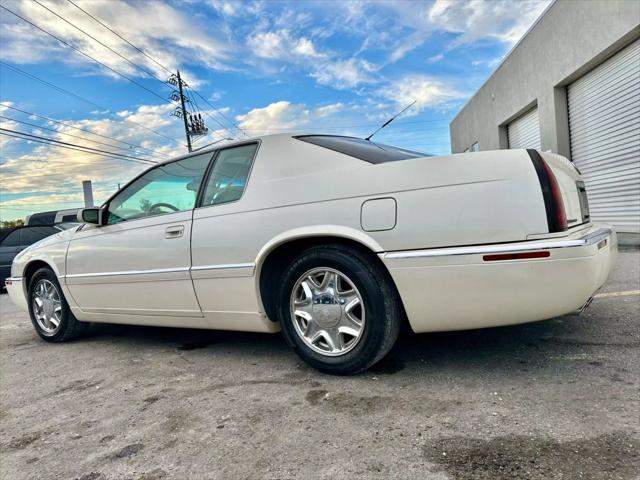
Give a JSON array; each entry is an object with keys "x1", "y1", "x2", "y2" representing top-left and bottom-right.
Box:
[
  {"x1": 28, "y1": 267, "x2": 87, "y2": 342},
  {"x1": 277, "y1": 244, "x2": 402, "y2": 375}
]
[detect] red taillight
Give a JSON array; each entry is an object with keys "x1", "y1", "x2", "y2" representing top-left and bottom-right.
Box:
[
  {"x1": 527, "y1": 150, "x2": 568, "y2": 233},
  {"x1": 540, "y1": 158, "x2": 568, "y2": 231},
  {"x1": 483, "y1": 251, "x2": 550, "y2": 262}
]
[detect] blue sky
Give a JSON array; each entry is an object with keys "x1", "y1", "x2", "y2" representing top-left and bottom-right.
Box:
[{"x1": 0, "y1": 0, "x2": 550, "y2": 221}]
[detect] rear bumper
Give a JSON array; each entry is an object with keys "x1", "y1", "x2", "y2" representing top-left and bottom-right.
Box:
[
  {"x1": 5, "y1": 277, "x2": 28, "y2": 313},
  {"x1": 382, "y1": 225, "x2": 617, "y2": 333}
]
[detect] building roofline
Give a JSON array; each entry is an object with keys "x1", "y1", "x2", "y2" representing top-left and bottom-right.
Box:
[{"x1": 450, "y1": 0, "x2": 557, "y2": 125}]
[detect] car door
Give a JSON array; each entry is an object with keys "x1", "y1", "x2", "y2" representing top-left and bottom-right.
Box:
[
  {"x1": 0, "y1": 229, "x2": 21, "y2": 281},
  {"x1": 190, "y1": 142, "x2": 266, "y2": 330},
  {"x1": 65, "y1": 152, "x2": 213, "y2": 318}
]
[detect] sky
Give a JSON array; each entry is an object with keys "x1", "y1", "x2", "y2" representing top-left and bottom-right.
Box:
[{"x1": 0, "y1": 0, "x2": 551, "y2": 221}]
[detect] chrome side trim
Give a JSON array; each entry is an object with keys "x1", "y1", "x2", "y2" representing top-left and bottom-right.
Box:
[
  {"x1": 65, "y1": 266, "x2": 190, "y2": 279},
  {"x1": 191, "y1": 262, "x2": 255, "y2": 271},
  {"x1": 5, "y1": 277, "x2": 22, "y2": 282},
  {"x1": 64, "y1": 263, "x2": 255, "y2": 278},
  {"x1": 385, "y1": 227, "x2": 613, "y2": 260}
]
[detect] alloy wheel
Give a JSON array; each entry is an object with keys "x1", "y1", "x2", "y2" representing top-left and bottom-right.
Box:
[
  {"x1": 32, "y1": 279, "x2": 62, "y2": 336},
  {"x1": 289, "y1": 267, "x2": 366, "y2": 356}
]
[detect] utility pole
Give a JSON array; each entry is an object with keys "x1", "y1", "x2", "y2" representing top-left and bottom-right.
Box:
[
  {"x1": 176, "y1": 70, "x2": 191, "y2": 152},
  {"x1": 82, "y1": 180, "x2": 94, "y2": 207},
  {"x1": 168, "y1": 71, "x2": 207, "y2": 153}
]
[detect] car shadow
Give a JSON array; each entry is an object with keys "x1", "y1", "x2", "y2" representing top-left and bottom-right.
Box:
[{"x1": 78, "y1": 312, "x2": 601, "y2": 377}]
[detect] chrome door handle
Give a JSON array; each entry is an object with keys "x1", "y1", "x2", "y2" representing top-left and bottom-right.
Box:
[{"x1": 165, "y1": 225, "x2": 184, "y2": 239}]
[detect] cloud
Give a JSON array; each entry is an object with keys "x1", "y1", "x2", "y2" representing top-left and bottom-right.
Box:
[
  {"x1": 294, "y1": 37, "x2": 323, "y2": 58},
  {"x1": 247, "y1": 29, "x2": 325, "y2": 60},
  {"x1": 427, "y1": 0, "x2": 551, "y2": 46},
  {"x1": 235, "y1": 100, "x2": 345, "y2": 134},
  {"x1": 0, "y1": 0, "x2": 230, "y2": 82},
  {"x1": 377, "y1": 75, "x2": 464, "y2": 112},
  {"x1": 378, "y1": 0, "x2": 550, "y2": 63},
  {"x1": 206, "y1": 0, "x2": 238, "y2": 17},
  {"x1": 235, "y1": 101, "x2": 309, "y2": 134},
  {"x1": 0, "y1": 102, "x2": 189, "y2": 220},
  {"x1": 0, "y1": 102, "x2": 20, "y2": 150},
  {"x1": 311, "y1": 58, "x2": 377, "y2": 90}
]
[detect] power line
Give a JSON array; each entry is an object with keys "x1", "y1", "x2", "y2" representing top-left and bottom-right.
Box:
[
  {"x1": 0, "y1": 128, "x2": 156, "y2": 165},
  {"x1": 60, "y1": 0, "x2": 241, "y2": 140},
  {"x1": 2, "y1": 129, "x2": 140, "y2": 163},
  {"x1": 32, "y1": 0, "x2": 171, "y2": 91},
  {"x1": 1, "y1": 200, "x2": 87, "y2": 206},
  {"x1": 66, "y1": 0, "x2": 174, "y2": 76},
  {"x1": 0, "y1": 4, "x2": 177, "y2": 107},
  {"x1": 0, "y1": 61, "x2": 104, "y2": 110},
  {"x1": 0, "y1": 104, "x2": 167, "y2": 157},
  {"x1": 0, "y1": 164, "x2": 142, "y2": 181},
  {"x1": 189, "y1": 88, "x2": 247, "y2": 138},
  {"x1": 62, "y1": 0, "x2": 244, "y2": 138},
  {"x1": 0, "y1": 63, "x2": 182, "y2": 145},
  {"x1": 0, "y1": 114, "x2": 159, "y2": 160},
  {"x1": 1, "y1": 159, "x2": 146, "y2": 180},
  {"x1": 241, "y1": 120, "x2": 450, "y2": 132}
]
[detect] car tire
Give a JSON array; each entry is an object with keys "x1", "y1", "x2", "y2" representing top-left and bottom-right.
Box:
[
  {"x1": 277, "y1": 244, "x2": 402, "y2": 375},
  {"x1": 27, "y1": 267, "x2": 88, "y2": 342}
]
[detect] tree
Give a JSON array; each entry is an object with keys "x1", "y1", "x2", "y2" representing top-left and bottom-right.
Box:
[
  {"x1": 139, "y1": 198, "x2": 152, "y2": 212},
  {"x1": 1, "y1": 219, "x2": 24, "y2": 228}
]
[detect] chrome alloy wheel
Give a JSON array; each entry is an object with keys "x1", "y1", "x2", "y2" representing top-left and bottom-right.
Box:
[
  {"x1": 290, "y1": 267, "x2": 366, "y2": 356},
  {"x1": 32, "y1": 279, "x2": 62, "y2": 336}
]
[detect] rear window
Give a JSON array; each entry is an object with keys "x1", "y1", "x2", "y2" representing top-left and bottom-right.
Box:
[{"x1": 295, "y1": 135, "x2": 430, "y2": 164}]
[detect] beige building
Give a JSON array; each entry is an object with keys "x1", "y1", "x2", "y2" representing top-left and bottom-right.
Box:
[{"x1": 449, "y1": 0, "x2": 639, "y2": 244}]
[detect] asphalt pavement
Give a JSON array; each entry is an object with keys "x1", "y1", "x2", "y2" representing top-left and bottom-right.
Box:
[{"x1": 1, "y1": 249, "x2": 638, "y2": 480}]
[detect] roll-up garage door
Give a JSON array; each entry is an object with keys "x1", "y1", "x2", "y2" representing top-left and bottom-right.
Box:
[
  {"x1": 507, "y1": 107, "x2": 541, "y2": 150},
  {"x1": 568, "y1": 39, "x2": 640, "y2": 234}
]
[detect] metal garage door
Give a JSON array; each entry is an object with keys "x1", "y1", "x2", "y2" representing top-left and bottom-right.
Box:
[
  {"x1": 568, "y1": 39, "x2": 640, "y2": 233},
  {"x1": 507, "y1": 107, "x2": 541, "y2": 150}
]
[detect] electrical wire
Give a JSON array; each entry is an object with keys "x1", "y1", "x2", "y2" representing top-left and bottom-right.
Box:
[
  {"x1": 0, "y1": 63, "x2": 182, "y2": 145},
  {"x1": 32, "y1": 0, "x2": 172, "y2": 91},
  {"x1": 0, "y1": 103, "x2": 168, "y2": 156},
  {"x1": 0, "y1": 61, "x2": 104, "y2": 110},
  {"x1": 0, "y1": 128, "x2": 156, "y2": 164},
  {"x1": 66, "y1": 0, "x2": 174, "y2": 76},
  {"x1": 0, "y1": 4, "x2": 178, "y2": 107},
  {"x1": 64, "y1": 0, "x2": 244, "y2": 138},
  {"x1": 189, "y1": 88, "x2": 247, "y2": 137},
  {"x1": 0, "y1": 115, "x2": 159, "y2": 160}
]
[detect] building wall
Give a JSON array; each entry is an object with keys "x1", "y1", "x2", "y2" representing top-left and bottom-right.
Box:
[{"x1": 449, "y1": 0, "x2": 640, "y2": 156}]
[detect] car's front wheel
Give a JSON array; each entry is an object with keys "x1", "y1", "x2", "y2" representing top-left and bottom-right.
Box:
[
  {"x1": 277, "y1": 244, "x2": 402, "y2": 375},
  {"x1": 28, "y1": 267, "x2": 87, "y2": 342}
]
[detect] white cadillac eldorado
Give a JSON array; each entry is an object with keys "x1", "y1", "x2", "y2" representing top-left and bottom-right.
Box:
[{"x1": 5, "y1": 134, "x2": 617, "y2": 374}]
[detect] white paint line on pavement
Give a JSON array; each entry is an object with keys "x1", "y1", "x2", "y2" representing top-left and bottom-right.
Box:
[{"x1": 594, "y1": 290, "x2": 640, "y2": 298}]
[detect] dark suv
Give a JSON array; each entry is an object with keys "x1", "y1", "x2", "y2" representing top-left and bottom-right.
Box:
[{"x1": 1, "y1": 225, "x2": 75, "y2": 287}]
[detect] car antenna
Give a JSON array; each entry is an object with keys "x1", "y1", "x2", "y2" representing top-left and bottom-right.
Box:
[{"x1": 365, "y1": 100, "x2": 417, "y2": 141}]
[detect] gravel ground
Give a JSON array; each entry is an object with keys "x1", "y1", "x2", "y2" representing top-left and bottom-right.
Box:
[{"x1": 1, "y1": 249, "x2": 638, "y2": 480}]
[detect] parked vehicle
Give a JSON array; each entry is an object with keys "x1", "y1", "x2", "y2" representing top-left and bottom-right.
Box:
[
  {"x1": 25, "y1": 208, "x2": 81, "y2": 226},
  {"x1": 1, "y1": 224, "x2": 77, "y2": 288},
  {"x1": 5, "y1": 134, "x2": 616, "y2": 374}
]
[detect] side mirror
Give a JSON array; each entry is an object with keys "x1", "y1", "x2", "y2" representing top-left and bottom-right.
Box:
[{"x1": 77, "y1": 207, "x2": 101, "y2": 225}]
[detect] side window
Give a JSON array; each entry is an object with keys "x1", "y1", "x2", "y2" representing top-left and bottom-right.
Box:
[
  {"x1": 201, "y1": 143, "x2": 258, "y2": 207},
  {"x1": 21, "y1": 227, "x2": 58, "y2": 245},
  {"x1": 0, "y1": 230, "x2": 22, "y2": 247},
  {"x1": 107, "y1": 153, "x2": 212, "y2": 224}
]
